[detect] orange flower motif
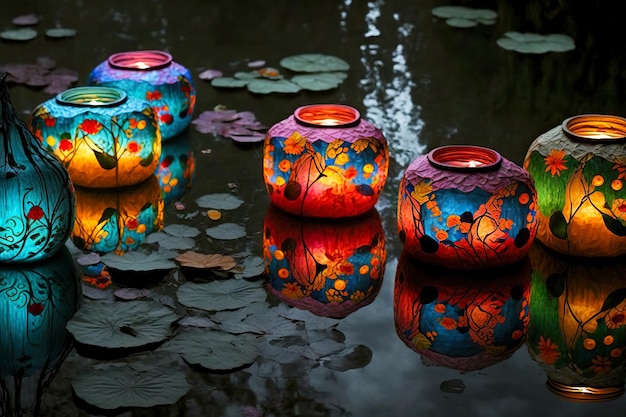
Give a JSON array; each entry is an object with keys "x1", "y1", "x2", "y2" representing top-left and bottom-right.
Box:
[
  {"x1": 591, "y1": 356, "x2": 612, "y2": 374},
  {"x1": 411, "y1": 180, "x2": 433, "y2": 204},
  {"x1": 281, "y1": 282, "x2": 304, "y2": 300},
  {"x1": 613, "y1": 159, "x2": 626, "y2": 180},
  {"x1": 537, "y1": 335, "x2": 560, "y2": 365},
  {"x1": 78, "y1": 119, "x2": 103, "y2": 135},
  {"x1": 146, "y1": 90, "x2": 163, "y2": 101},
  {"x1": 544, "y1": 149, "x2": 568, "y2": 176},
  {"x1": 59, "y1": 139, "x2": 73, "y2": 152},
  {"x1": 446, "y1": 215, "x2": 461, "y2": 228},
  {"x1": 434, "y1": 303, "x2": 446, "y2": 314},
  {"x1": 435, "y1": 229, "x2": 448, "y2": 241},
  {"x1": 127, "y1": 141, "x2": 140, "y2": 153},
  {"x1": 278, "y1": 159, "x2": 291, "y2": 172},
  {"x1": 439, "y1": 317, "x2": 457, "y2": 330},
  {"x1": 605, "y1": 308, "x2": 626, "y2": 329},
  {"x1": 283, "y1": 132, "x2": 306, "y2": 155}
]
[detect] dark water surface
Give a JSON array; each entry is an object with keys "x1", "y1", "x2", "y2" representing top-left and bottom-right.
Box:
[{"x1": 2, "y1": 0, "x2": 626, "y2": 416}]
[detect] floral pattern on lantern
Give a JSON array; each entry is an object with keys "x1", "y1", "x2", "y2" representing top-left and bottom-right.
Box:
[
  {"x1": 156, "y1": 133, "x2": 196, "y2": 205},
  {"x1": 394, "y1": 250, "x2": 531, "y2": 372},
  {"x1": 398, "y1": 145, "x2": 538, "y2": 269},
  {"x1": 0, "y1": 72, "x2": 75, "y2": 263},
  {"x1": 527, "y1": 243, "x2": 626, "y2": 402},
  {"x1": 264, "y1": 205, "x2": 386, "y2": 318},
  {"x1": 29, "y1": 86, "x2": 161, "y2": 188},
  {"x1": 71, "y1": 175, "x2": 164, "y2": 255},
  {"x1": 263, "y1": 104, "x2": 389, "y2": 218},
  {"x1": 88, "y1": 50, "x2": 196, "y2": 140},
  {"x1": 524, "y1": 114, "x2": 626, "y2": 257},
  {"x1": 0, "y1": 247, "x2": 81, "y2": 415}
]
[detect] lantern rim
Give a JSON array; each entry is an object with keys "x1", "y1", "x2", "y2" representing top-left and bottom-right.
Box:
[
  {"x1": 56, "y1": 86, "x2": 128, "y2": 107},
  {"x1": 107, "y1": 50, "x2": 173, "y2": 71},
  {"x1": 546, "y1": 378, "x2": 625, "y2": 403},
  {"x1": 294, "y1": 104, "x2": 361, "y2": 128},
  {"x1": 426, "y1": 145, "x2": 502, "y2": 172},
  {"x1": 562, "y1": 114, "x2": 626, "y2": 143}
]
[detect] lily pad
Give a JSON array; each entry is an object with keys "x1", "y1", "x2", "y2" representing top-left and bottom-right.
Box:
[
  {"x1": 206, "y1": 223, "x2": 247, "y2": 240},
  {"x1": 440, "y1": 378, "x2": 466, "y2": 394},
  {"x1": 198, "y1": 68, "x2": 223, "y2": 80},
  {"x1": 234, "y1": 256, "x2": 265, "y2": 279},
  {"x1": 291, "y1": 72, "x2": 348, "y2": 91},
  {"x1": 496, "y1": 32, "x2": 575, "y2": 53},
  {"x1": 322, "y1": 344, "x2": 372, "y2": 371},
  {"x1": 280, "y1": 54, "x2": 350, "y2": 72},
  {"x1": 0, "y1": 28, "x2": 37, "y2": 41},
  {"x1": 12, "y1": 14, "x2": 41, "y2": 26},
  {"x1": 196, "y1": 193, "x2": 244, "y2": 210},
  {"x1": 211, "y1": 77, "x2": 250, "y2": 88},
  {"x1": 66, "y1": 300, "x2": 179, "y2": 349},
  {"x1": 163, "y1": 223, "x2": 202, "y2": 238},
  {"x1": 45, "y1": 27, "x2": 77, "y2": 38},
  {"x1": 177, "y1": 279, "x2": 267, "y2": 311},
  {"x1": 162, "y1": 328, "x2": 260, "y2": 371},
  {"x1": 246, "y1": 79, "x2": 301, "y2": 94},
  {"x1": 234, "y1": 70, "x2": 262, "y2": 80},
  {"x1": 72, "y1": 364, "x2": 190, "y2": 410},
  {"x1": 144, "y1": 232, "x2": 196, "y2": 250},
  {"x1": 446, "y1": 18, "x2": 478, "y2": 28},
  {"x1": 175, "y1": 251, "x2": 237, "y2": 271},
  {"x1": 432, "y1": 6, "x2": 497, "y2": 20},
  {"x1": 100, "y1": 251, "x2": 177, "y2": 272}
]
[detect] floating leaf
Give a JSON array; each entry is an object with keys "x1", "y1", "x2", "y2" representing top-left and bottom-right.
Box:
[
  {"x1": 196, "y1": 193, "x2": 244, "y2": 210},
  {"x1": 12, "y1": 14, "x2": 41, "y2": 26},
  {"x1": 446, "y1": 18, "x2": 478, "y2": 28},
  {"x1": 198, "y1": 68, "x2": 223, "y2": 80},
  {"x1": 76, "y1": 252, "x2": 101, "y2": 266},
  {"x1": 234, "y1": 71, "x2": 262, "y2": 80},
  {"x1": 162, "y1": 328, "x2": 260, "y2": 371},
  {"x1": 440, "y1": 379, "x2": 466, "y2": 394},
  {"x1": 322, "y1": 344, "x2": 372, "y2": 371},
  {"x1": 0, "y1": 28, "x2": 37, "y2": 41},
  {"x1": 234, "y1": 256, "x2": 265, "y2": 279},
  {"x1": 211, "y1": 77, "x2": 250, "y2": 88},
  {"x1": 246, "y1": 79, "x2": 301, "y2": 94},
  {"x1": 163, "y1": 224, "x2": 202, "y2": 238},
  {"x1": 432, "y1": 6, "x2": 497, "y2": 20},
  {"x1": 497, "y1": 32, "x2": 575, "y2": 54},
  {"x1": 218, "y1": 308, "x2": 299, "y2": 338},
  {"x1": 100, "y1": 251, "x2": 177, "y2": 272},
  {"x1": 114, "y1": 288, "x2": 152, "y2": 300},
  {"x1": 177, "y1": 279, "x2": 266, "y2": 311},
  {"x1": 177, "y1": 316, "x2": 216, "y2": 328},
  {"x1": 247, "y1": 60, "x2": 266, "y2": 68},
  {"x1": 291, "y1": 72, "x2": 348, "y2": 91},
  {"x1": 66, "y1": 300, "x2": 178, "y2": 349},
  {"x1": 145, "y1": 232, "x2": 196, "y2": 250},
  {"x1": 45, "y1": 27, "x2": 77, "y2": 38},
  {"x1": 175, "y1": 251, "x2": 237, "y2": 270},
  {"x1": 72, "y1": 364, "x2": 190, "y2": 410},
  {"x1": 206, "y1": 223, "x2": 247, "y2": 240},
  {"x1": 207, "y1": 209, "x2": 222, "y2": 220},
  {"x1": 280, "y1": 54, "x2": 350, "y2": 72},
  {"x1": 191, "y1": 108, "x2": 266, "y2": 141}
]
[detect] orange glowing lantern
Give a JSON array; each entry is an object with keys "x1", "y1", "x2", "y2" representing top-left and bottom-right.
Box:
[
  {"x1": 263, "y1": 104, "x2": 389, "y2": 218},
  {"x1": 525, "y1": 114, "x2": 626, "y2": 257},
  {"x1": 398, "y1": 145, "x2": 538, "y2": 269},
  {"x1": 527, "y1": 243, "x2": 626, "y2": 402},
  {"x1": 71, "y1": 175, "x2": 164, "y2": 254},
  {"x1": 394, "y1": 250, "x2": 531, "y2": 371},
  {"x1": 264, "y1": 205, "x2": 386, "y2": 318}
]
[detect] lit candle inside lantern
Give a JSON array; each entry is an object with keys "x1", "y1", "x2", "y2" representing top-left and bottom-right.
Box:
[
  {"x1": 427, "y1": 145, "x2": 501, "y2": 172},
  {"x1": 295, "y1": 104, "x2": 361, "y2": 127},
  {"x1": 132, "y1": 61, "x2": 150, "y2": 69},
  {"x1": 563, "y1": 114, "x2": 626, "y2": 141}
]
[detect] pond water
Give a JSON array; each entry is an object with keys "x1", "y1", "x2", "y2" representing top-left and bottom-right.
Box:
[{"x1": 1, "y1": 0, "x2": 626, "y2": 416}]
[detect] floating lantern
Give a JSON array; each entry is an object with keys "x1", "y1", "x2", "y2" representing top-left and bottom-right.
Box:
[
  {"x1": 71, "y1": 175, "x2": 164, "y2": 255},
  {"x1": 29, "y1": 86, "x2": 161, "y2": 188},
  {"x1": 88, "y1": 50, "x2": 196, "y2": 140},
  {"x1": 0, "y1": 72, "x2": 75, "y2": 263},
  {"x1": 398, "y1": 145, "x2": 538, "y2": 269},
  {"x1": 524, "y1": 114, "x2": 626, "y2": 257},
  {"x1": 527, "y1": 243, "x2": 626, "y2": 402},
  {"x1": 0, "y1": 247, "x2": 81, "y2": 415},
  {"x1": 394, "y1": 250, "x2": 531, "y2": 372},
  {"x1": 264, "y1": 205, "x2": 386, "y2": 318},
  {"x1": 263, "y1": 104, "x2": 389, "y2": 218},
  {"x1": 156, "y1": 133, "x2": 196, "y2": 205}
]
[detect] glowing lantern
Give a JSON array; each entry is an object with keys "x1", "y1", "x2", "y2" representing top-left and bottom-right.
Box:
[
  {"x1": 398, "y1": 145, "x2": 538, "y2": 269},
  {"x1": 71, "y1": 175, "x2": 164, "y2": 255},
  {"x1": 394, "y1": 250, "x2": 531, "y2": 372},
  {"x1": 527, "y1": 243, "x2": 626, "y2": 402},
  {"x1": 156, "y1": 133, "x2": 196, "y2": 205},
  {"x1": 0, "y1": 247, "x2": 81, "y2": 415},
  {"x1": 0, "y1": 72, "x2": 75, "y2": 263},
  {"x1": 264, "y1": 205, "x2": 386, "y2": 318},
  {"x1": 263, "y1": 104, "x2": 389, "y2": 218},
  {"x1": 88, "y1": 50, "x2": 196, "y2": 140},
  {"x1": 29, "y1": 86, "x2": 161, "y2": 188},
  {"x1": 524, "y1": 114, "x2": 626, "y2": 257}
]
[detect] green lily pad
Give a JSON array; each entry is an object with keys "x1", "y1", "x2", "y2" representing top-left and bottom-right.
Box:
[
  {"x1": 144, "y1": 232, "x2": 196, "y2": 250},
  {"x1": 162, "y1": 328, "x2": 260, "y2": 371},
  {"x1": 234, "y1": 70, "x2": 261, "y2": 80},
  {"x1": 234, "y1": 256, "x2": 265, "y2": 279},
  {"x1": 446, "y1": 18, "x2": 478, "y2": 28},
  {"x1": 0, "y1": 28, "x2": 37, "y2": 41},
  {"x1": 66, "y1": 300, "x2": 179, "y2": 349},
  {"x1": 45, "y1": 27, "x2": 77, "y2": 38},
  {"x1": 496, "y1": 32, "x2": 575, "y2": 53},
  {"x1": 196, "y1": 193, "x2": 244, "y2": 210},
  {"x1": 211, "y1": 77, "x2": 250, "y2": 88},
  {"x1": 432, "y1": 6, "x2": 497, "y2": 20},
  {"x1": 100, "y1": 251, "x2": 177, "y2": 272},
  {"x1": 246, "y1": 79, "x2": 301, "y2": 94},
  {"x1": 163, "y1": 224, "x2": 202, "y2": 238},
  {"x1": 321, "y1": 344, "x2": 372, "y2": 371},
  {"x1": 206, "y1": 223, "x2": 246, "y2": 240},
  {"x1": 177, "y1": 279, "x2": 267, "y2": 311},
  {"x1": 72, "y1": 363, "x2": 190, "y2": 410},
  {"x1": 291, "y1": 71, "x2": 348, "y2": 91},
  {"x1": 280, "y1": 54, "x2": 350, "y2": 72}
]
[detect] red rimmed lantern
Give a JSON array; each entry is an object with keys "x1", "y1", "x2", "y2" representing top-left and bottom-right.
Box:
[
  {"x1": 524, "y1": 114, "x2": 626, "y2": 257},
  {"x1": 394, "y1": 250, "x2": 531, "y2": 372},
  {"x1": 263, "y1": 104, "x2": 389, "y2": 218},
  {"x1": 88, "y1": 50, "x2": 196, "y2": 140},
  {"x1": 263, "y1": 205, "x2": 386, "y2": 318},
  {"x1": 398, "y1": 145, "x2": 538, "y2": 269}
]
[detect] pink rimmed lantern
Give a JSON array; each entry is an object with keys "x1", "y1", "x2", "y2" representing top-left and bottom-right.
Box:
[
  {"x1": 524, "y1": 114, "x2": 626, "y2": 257},
  {"x1": 263, "y1": 104, "x2": 389, "y2": 218},
  {"x1": 398, "y1": 145, "x2": 538, "y2": 269},
  {"x1": 87, "y1": 50, "x2": 196, "y2": 140}
]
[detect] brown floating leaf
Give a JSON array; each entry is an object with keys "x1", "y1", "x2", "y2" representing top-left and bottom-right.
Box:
[{"x1": 175, "y1": 251, "x2": 237, "y2": 271}]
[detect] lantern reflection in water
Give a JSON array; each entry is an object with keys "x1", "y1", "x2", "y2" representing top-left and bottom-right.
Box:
[
  {"x1": 0, "y1": 248, "x2": 81, "y2": 416},
  {"x1": 71, "y1": 175, "x2": 164, "y2": 255},
  {"x1": 264, "y1": 206, "x2": 386, "y2": 318},
  {"x1": 394, "y1": 250, "x2": 531, "y2": 371},
  {"x1": 527, "y1": 243, "x2": 626, "y2": 402},
  {"x1": 156, "y1": 133, "x2": 196, "y2": 206}
]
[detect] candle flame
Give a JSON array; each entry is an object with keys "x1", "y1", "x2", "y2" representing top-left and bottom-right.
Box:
[
  {"x1": 467, "y1": 160, "x2": 483, "y2": 167},
  {"x1": 318, "y1": 118, "x2": 341, "y2": 126},
  {"x1": 133, "y1": 61, "x2": 150, "y2": 69}
]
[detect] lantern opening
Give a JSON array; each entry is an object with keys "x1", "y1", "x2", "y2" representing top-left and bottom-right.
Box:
[
  {"x1": 294, "y1": 104, "x2": 361, "y2": 128},
  {"x1": 562, "y1": 114, "x2": 626, "y2": 142},
  {"x1": 108, "y1": 50, "x2": 173, "y2": 71},
  {"x1": 546, "y1": 379, "x2": 625, "y2": 402},
  {"x1": 427, "y1": 145, "x2": 502, "y2": 172},
  {"x1": 56, "y1": 86, "x2": 127, "y2": 107}
]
